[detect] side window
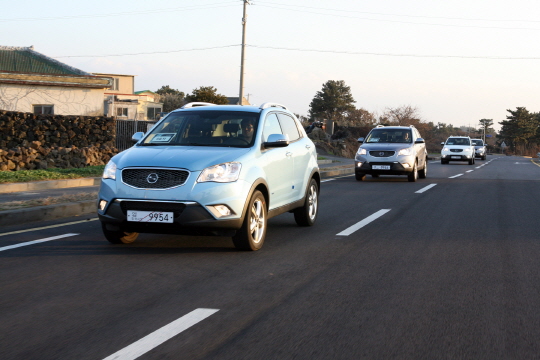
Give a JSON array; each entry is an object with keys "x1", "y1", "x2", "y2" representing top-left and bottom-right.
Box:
[
  {"x1": 263, "y1": 113, "x2": 283, "y2": 142},
  {"x1": 277, "y1": 113, "x2": 300, "y2": 142}
]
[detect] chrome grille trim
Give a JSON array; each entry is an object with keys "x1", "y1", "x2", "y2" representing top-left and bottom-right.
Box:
[{"x1": 121, "y1": 167, "x2": 190, "y2": 190}]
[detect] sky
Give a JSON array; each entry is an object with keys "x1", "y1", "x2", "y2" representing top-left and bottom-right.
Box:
[{"x1": 3, "y1": 0, "x2": 540, "y2": 132}]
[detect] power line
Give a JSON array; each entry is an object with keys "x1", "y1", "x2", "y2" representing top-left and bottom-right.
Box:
[
  {"x1": 264, "y1": 1, "x2": 540, "y2": 24},
  {"x1": 54, "y1": 45, "x2": 240, "y2": 58},
  {"x1": 256, "y1": 3, "x2": 540, "y2": 31},
  {"x1": 52, "y1": 43, "x2": 540, "y2": 60},
  {"x1": 248, "y1": 45, "x2": 540, "y2": 60},
  {"x1": 0, "y1": 1, "x2": 237, "y2": 22}
]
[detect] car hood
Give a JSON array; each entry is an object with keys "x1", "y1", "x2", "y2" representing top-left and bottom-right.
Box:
[
  {"x1": 113, "y1": 146, "x2": 251, "y2": 171},
  {"x1": 361, "y1": 143, "x2": 409, "y2": 150}
]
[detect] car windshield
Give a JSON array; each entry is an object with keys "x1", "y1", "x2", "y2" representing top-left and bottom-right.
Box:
[
  {"x1": 472, "y1": 140, "x2": 483, "y2": 146},
  {"x1": 140, "y1": 110, "x2": 259, "y2": 147},
  {"x1": 446, "y1": 138, "x2": 470, "y2": 146},
  {"x1": 365, "y1": 129, "x2": 412, "y2": 143}
]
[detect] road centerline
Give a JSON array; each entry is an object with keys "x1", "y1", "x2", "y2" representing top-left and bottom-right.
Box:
[
  {"x1": 415, "y1": 184, "x2": 437, "y2": 193},
  {"x1": 449, "y1": 174, "x2": 464, "y2": 178},
  {"x1": 0, "y1": 233, "x2": 79, "y2": 252},
  {"x1": 337, "y1": 209, "x2": 390, "y2": 236},
  {"x1": 102, "y1": 308, "x2": 219, "y2": 360}
]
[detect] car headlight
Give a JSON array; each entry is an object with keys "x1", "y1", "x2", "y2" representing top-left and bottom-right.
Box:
[
  {"x1": 357, "y1": 148, "x2": 367, "y2": 155},
  {"x1": 197, "y1": 162, "x2": 242, "y2": 183},
  {"x1": 464, "y1": 148, "x2": 472, "y2": 153},
  {"x1": 397, "y1": 148, "x2": 412, "y2": 156},
  {"x1": 442, "y1": 147, "x2": 449, "y2": 152},
  {"x1": 103, "y1": 160, "x2": 117, "y2": 180}
]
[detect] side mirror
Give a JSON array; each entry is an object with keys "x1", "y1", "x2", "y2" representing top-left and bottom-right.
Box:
[
  {"x1": 263, "y1": 134, "x2": 289, "y2": 148},
  {"x1": 415, "y1": 138, "x2": 425, "y2": 144},
  {"x1": 357, "y1": 137, "x2": 365, "y2": 143},
  {"x1": 132, "y1": 132, "x2": 144, "y2": 143},
  {"x1": 441, "y1": 142, "x2": 445, "y2": 146}
]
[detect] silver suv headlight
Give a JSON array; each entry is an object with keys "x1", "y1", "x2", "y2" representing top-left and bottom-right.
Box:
[
  {"x1": 357, "y1": 148, "x2": 367, "y2": 155},
  {"x1": 197, "y1": 162, "x2": 242, "y2": 183},
  {"x1": 103, "y1": 160, "x2": 117, "y2": 180},
  {"x1": 397, "y1": 148, "x2": 412, "y2": 156}
]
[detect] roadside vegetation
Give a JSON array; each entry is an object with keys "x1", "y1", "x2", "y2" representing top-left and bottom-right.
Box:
[
  {"x1": 0, "y1": 192, "x2": 98, "y2": 211},
  {"x1": 0, "y1": 165, "x2": 104, "y2": 184}
]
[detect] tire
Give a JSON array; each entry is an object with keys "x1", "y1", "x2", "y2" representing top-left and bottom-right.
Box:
[
  {"x1": 408, "y1": 162, "x2": 418, "y2": 182},
  {"x1": 441, "y1": 159, "x2": 447, "y2": 164},
  {"x1": 232, "y1": 190, "x2": 267, "y2": 251},
  {"x1": 371, "y1": 174, "x2": 379, "y2": 178},
  {"x1": 355, "y1": 172, "x2": 366, "y2": 181},
  {"x1": 294, "y1": 179, "x2": 319, "y2": 227},
  {"x1": 469, "y1": 158, "x2": 474, "y2": 165},
  {"x1": 482, "y1": 155, "x2": 487, "y2": 160},
  {"x1": 419, "y1": 158, "x2": 427, "y2": 179},
  {"x1": 101, "y1": 223, "x2": 139, "y2": 244}
]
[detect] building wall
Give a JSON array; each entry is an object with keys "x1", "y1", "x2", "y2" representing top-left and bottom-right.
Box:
[{"x1": 0, "y1": 83, "x2": 105, "y2": 116}]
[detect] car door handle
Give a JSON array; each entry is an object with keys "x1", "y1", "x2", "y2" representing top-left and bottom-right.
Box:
[
  {"x1": 286, "y1": 152, "x2": 293, "y2": 157},
  {"x1": 305, "y1": 145, "x2": 311, "y2": 149}
]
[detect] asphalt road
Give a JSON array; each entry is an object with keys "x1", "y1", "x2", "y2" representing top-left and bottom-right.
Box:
[{"x1": 1, "y1": 155, "x2": 540, "y2": 360}]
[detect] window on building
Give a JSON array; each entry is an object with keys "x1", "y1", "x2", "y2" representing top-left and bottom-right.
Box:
[
  {"x1": 116, "y1": 107, "x2": 128, "y2": 117},
  {"x1": 33, "y1": 105, "x2": 54, "y2": 115},
  {"x1": 111, "y1": 78, "x2": 120, "y2": 91},
  {"x1": 147, "y1": 107, "x2": 162, "y2": 120}
]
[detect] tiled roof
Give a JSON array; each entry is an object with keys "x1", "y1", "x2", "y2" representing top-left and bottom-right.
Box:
[{"x1": 0, "y1": 45, "x2": 90, "y2": 75}]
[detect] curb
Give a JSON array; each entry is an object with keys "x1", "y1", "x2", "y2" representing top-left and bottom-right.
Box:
[
  {"x1": 0, "y1": 200, "x2": 96, "y2": 227},
  {"x1": 320, "y1": 166, "x2": 354, "y2": 178},
  {"x1": 0, "y1": 177, "x2": 101, "y2": 194},
  {"x1": 0, "y1": 170, "x2": 354, "y2": 227}
]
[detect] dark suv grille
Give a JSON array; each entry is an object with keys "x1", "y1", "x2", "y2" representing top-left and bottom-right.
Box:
[
  {"x1": 450, "y1": 149, "x2": 463, "y2": 153},
  {"x1": 122, "y1": 168, "x2": 189, "y2": 189},
  {"x1": 369, "y1": 151, "x2": 395, "y2": 157},
  {"x1": 120, "y1": 201, "x2": 186, "y2": 217}
]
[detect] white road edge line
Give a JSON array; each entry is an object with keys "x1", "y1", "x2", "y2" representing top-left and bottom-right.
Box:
[
  {"x1": 415, "y1": 184, "x2": 437, "y2": 193},
  {"x1": 449, "y1": 174, "x2": 463, "y2": 178},
  {"x1": 0, "y1": 233, "x2": 79, "y2": 252},
  {"x1": 466, "y1": 170, "x2": 474, "y2": 173},
  {"x1": 337, "y1": 209, "x2": 390, "y2": 236},
  {"x1": 103, "y1": 308, "x2": 219, "y2": 360}
]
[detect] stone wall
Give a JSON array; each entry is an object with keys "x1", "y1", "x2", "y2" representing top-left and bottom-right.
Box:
[{"x1": 0, "y1": 111, "x2": 118, "y2": 171}]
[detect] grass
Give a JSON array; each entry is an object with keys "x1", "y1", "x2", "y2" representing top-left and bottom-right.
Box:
[
  {"x1": 0, "y1": 192, "x2": 98, "y2": 211},
  {"x1": 0, "y1": 165, "x2": 105, "y2": 184}
]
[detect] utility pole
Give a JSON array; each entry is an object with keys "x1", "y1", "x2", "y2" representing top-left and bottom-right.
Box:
[{"x1": 239, "y1": 0, "x2": 250, "y2": 105}]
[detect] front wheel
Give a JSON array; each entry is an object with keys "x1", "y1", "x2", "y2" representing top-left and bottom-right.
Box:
[
  {"x1": 408, "y1": 162, "x2": 418, "y2": 182},
  {"x1": 101, "y1": 223, "x2": 139, "y2": 244},
  {"x1": 294, "y1": 179, "x2": 319, "y2": 226},
  {"x1": 232, "y1": 190, "x2": 267, "y2": 251},
  {"x1": 418, "y1": 158, "x2": 427, "y2": 179},
  {"x1": 355, "y1": 172, "x2": 366, "y2": 181}
]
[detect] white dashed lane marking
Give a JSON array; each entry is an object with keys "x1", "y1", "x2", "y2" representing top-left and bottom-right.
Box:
[
  {"x1": 337, "y1": 209, "x2": 391, "y2": 236},
  {"x1": 0, "y1": 233, "x2": 79, "y2": 252}
]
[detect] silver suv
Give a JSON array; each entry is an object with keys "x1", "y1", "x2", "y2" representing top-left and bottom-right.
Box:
[
  {"x1": 441, "y1": 136, "x2": 475, "y2": 165},
  {"x1": 354, "y1": 125, "x2": 428, "y2": 182},
  {"x1": 471, "y1": 138, "x2": 487, "y2": 160},
  {"x1": 97, "y1": 102, "x2": 320, "y2": 251}
]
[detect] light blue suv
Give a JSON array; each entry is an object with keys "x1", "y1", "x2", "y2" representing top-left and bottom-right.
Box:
[{"x1": 97, "y1": 102, "x2": 320, "y2": 251}]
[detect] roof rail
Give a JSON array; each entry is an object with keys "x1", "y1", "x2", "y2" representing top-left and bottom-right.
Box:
[
  {"x1": 375, "y1": 124, "x2": 385, "y2": 128},
  {"x1": 409, "y1": 125, "x2": 416, "y2": 128},
  {"x1": 181, "y1": 102, "x2": 216, "y2": 109},
  {"x1": 259, "y1": 102, "x2": 288, "y2": 110}
]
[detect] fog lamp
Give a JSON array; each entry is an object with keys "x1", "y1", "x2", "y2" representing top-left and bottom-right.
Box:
[
  {"x1": 98, "y1": 200, "x2": 108, "y2": 211},
  {"x1": 207, "y1": 205, "x2": 235, "y2": 218}
]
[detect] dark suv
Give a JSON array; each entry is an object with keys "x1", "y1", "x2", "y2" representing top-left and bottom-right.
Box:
[{"x1": 354, "y1": 125, "x2": 428, "y2": 182}]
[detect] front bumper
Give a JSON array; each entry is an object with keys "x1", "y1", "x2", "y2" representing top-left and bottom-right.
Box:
[
  {"x1": 354, "y1": 158, "x2": 415, "y2": 176},
  {"x1": 98, "y1": 199, "x2": 243, "y2": 235},
  {"x1": 441, "y1": 153, "x2": 473, "y2": 161}
]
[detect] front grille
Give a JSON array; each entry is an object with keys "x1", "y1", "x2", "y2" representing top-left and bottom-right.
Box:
[
  {"x1": 369, "y1": 151, "x2": 395, "y2": 157},
  {"x1": 450, "y1": 149, "x2": 463, "y2": 153},
  {"x1": 120, "y1": 201, "x2": 186, "y2": 217},
  {"x1": 122, "y1": 168, "x2": 189, "y2": 189}
]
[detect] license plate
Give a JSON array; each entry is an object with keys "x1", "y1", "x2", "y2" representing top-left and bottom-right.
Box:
[
  {"x1": 451, "y1": 156, "x2": 461, "y2": 159},
  {"x1": 372, "y1": 165, "x2": 390, "y2": 170},
  {"x1": 127, "y1": 210, "x2": 173, "y2": 223}
]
